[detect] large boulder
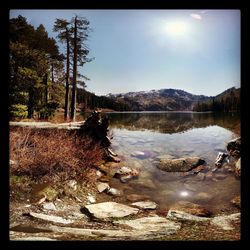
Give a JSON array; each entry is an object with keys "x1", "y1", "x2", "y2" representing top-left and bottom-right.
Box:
[
  {"x1": 83, "y1": 202, "x2": 139, "y2": 219},
  {"x1": 156, "y1": 157, "x2": 205, "y2": 172}
]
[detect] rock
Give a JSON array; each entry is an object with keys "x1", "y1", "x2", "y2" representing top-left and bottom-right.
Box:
[
  {"x1": 134, "y1": 178, "x2": 156, "y2": 190},
  {"x1": 167, "y1": 210, "x2": 210, "y2": 222},
  {"x1": 191, "y1": 165, "x2": 207, "y2": 174},
  {"x1": 24, "y1": 212, "x2": 74, "y2": 224},
  {"x1": 67, "y1": 180, "x2": 77, "y2": 191},
  {"x1": 96, "y1": 182, "x2": 110, "y2": 193},
  {"x1": 211, "y1": 213, "x2": 240, "y2": 230},
  {"x1": 161, "y1": 190, "x2": 175, "y2": 197},
  {"x1": 120, "y1": 175, "x2": 135, "y2": 183},
  {"x1": 156, "y1": 157, "x2": 205, "y2": 172},
  {"x1": 131, "y1": 151, "x2": 145, "y2": 157},
  {"x1": 215, "y1": 152, "x2": 228, "y2": 167},
  {"x1": 107, "y1": 188, "x2": 122, "y2": 196},
  {"x1": 227, "y1": 137, "x2": 241, "y2": 158},
  {"x1": 9, "y1": 159, "x2": 16, "y2": 165},
  {"x1": 230, "y1": 196, "x2": 241, "y2": 208},
  {"x1": 126, "y1": 194, "x2": 151, "y2": 202},
  {"x1": 235, "y1": 158, "x2": 241, "y2": 177},
  {"x1": 196, "y1": 172, "x2": 205, "y2": 181},
  {"x1": 96, "y1": 170, "x2": 102, "y2": 177},
  {"x1": 215, "y1": 173, "x2": 227, "y2": 180},
  {"x1": 11, "y1": 235, "x2": 57, "y2": 241},
  {"x1": 170, "y1": 201, "x2": 212, "y2": 217},
  {"x1": 87, "y1": 194, "x2": 96, "y2": 204},
  {"x1": 46, "y1": 220, "x2": 180, "y2": 240},
  {"x1": 131, "y1": 201, "x2": 157, "y2": 210},
  {"x1": 42, "y1": 202, "x2": 57, "y2": 211},
  {"x1": 184, "y1": 183, "x2": 197, "y2": 192},
  {"x1": 83, "y1": 202, "x2": 139, "y2": 219},
  {"x1": 114, "y1": 166, "x2": 139, "y2": 181},
  {"x1": 193, "y1": 192, "x2": 213, "y2": 202},
  {"x1": 114, "y1": 216, "x2": 181, "y2": 235},
  {"x1": 205, "y1": 171, "x2": 214, "y2": 180}
]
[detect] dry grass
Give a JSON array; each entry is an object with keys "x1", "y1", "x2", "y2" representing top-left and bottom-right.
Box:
[{"x1": 9, "y1": 127, "x2": 104, "y2": 183}]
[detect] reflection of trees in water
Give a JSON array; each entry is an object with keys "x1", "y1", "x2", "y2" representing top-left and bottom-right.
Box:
[{"x1": 107, "y1": 112, "x2": 240, "y2": 134}]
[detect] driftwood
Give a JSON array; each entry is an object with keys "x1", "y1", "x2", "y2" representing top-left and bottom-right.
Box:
[
  {"x1": 215, "y1": 152, "x2": 228, "y2": 167},
  {"x1": 78, "y1": 110, "x2": 119, "y2": 162}
]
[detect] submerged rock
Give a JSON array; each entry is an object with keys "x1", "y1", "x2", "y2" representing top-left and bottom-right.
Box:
[
  {"x1": 193, "y1": 192, "x2": 213, "y2": 202},
  {"x1": 170, "y1": 201, "x2": 212, "y2": 217},
  {"x1": 156, "y1": 157, "x2": 205, "y2": 172},
  {"x1": 126, "y1": 194, "x2": 151, "y2": 202},
  {"x1": 114, "y1": 166, "x2": 139, "y2": 183},
  {"x1": 131, "y1": 201, "x2": 157, "y2": 210},
  {"x1": 83, "y1": 202, "x2": 139, "y2": 219}
]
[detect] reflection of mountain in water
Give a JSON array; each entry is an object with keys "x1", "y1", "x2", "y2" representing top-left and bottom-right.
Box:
[{"x1": 106, "y1": 112, "x2": 240, "y2": 134}]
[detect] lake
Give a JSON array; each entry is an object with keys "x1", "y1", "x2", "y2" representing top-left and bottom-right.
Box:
[{"x1": 102, "y1": 111, "x2": 240, "y2": 215}]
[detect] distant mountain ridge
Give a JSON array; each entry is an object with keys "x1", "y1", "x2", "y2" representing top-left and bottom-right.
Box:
[{"x1": 106, "y1": 88, "x2": 210, "y2": 111}]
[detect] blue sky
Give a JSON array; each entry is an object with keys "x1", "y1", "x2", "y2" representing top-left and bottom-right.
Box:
[{"x1": 10, "y1": 9, "x2": 240, "y2": 96}]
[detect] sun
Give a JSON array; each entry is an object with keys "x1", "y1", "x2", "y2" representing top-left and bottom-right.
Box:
[{"x1": 165, "y1": 21, "x2": 189, "y2": 36}]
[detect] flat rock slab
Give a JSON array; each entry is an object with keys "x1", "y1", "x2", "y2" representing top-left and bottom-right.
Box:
[
  {"x1": 131, "y1": 201, "x2": 157, "y2": 210},
  {"x1": 114, "y1": 216, "x2": 181, "y2": 234},
  {"x1": 83, "y1": 202, "x2": 139, "y2": 219},
  {"x1": 156, "y1": 157, "x2": 205, "y2": 172},
  {"x1": 25, "y1": 212, "x2": 74, "y2": 224},
  {"x1": 211, "y1": 213, "x2": 240, "y2": 230},
  {"x1": 167, "y1": 210, "x2": 210, "y2": 222}
]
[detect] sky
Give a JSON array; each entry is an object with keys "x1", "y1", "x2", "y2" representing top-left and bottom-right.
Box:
[{"x1": 9, "y1": 9, "x2": 240, "y2": 96}]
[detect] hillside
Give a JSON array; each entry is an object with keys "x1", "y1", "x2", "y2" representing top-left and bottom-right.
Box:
[{"x1": 193, "y1": 87, "x2": 240, "y2": 112}]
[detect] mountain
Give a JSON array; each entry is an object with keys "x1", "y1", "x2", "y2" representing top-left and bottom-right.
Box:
[
  {"x1": 193, "y1": 87, "x2": 240, "y2": 112},
  {"x1": 106, "y1": 88, "x2": 210, "y2": 111}
]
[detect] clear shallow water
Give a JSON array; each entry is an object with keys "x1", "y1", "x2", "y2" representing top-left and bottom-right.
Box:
[{"x1": 105, "y1": 112, "x2": 240, "y2": 214}]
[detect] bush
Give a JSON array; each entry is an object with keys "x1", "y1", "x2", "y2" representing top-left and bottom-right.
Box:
[
  {"x1": 10, "y1": 104, "x2": 28, "y2": 119},
  {"x1": 9, "y1": 127, "x2": 104, "y2": 183}
]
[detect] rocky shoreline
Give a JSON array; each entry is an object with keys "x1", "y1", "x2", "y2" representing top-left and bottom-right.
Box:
[{"x1": 9, "y1": 133, "x2": 241, "y2": 241}]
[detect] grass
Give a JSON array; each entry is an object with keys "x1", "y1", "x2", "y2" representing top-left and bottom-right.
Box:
[{"x1": 9, "y1": 127, "x2": 104, "y2": 183}]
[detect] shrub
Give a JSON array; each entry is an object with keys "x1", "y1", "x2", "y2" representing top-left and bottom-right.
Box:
[
  {"x1": 10, "y1": 104, "x2": 28, "y2": 119},
  {"x1": 9, "y1": 127, "x2": 104, "y2": 183}
]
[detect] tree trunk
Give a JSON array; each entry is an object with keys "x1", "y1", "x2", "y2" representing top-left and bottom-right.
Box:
[
  {"x1": 64, "y1": 29, "x2": 70, "y2": 121},
  {"x1": 44, "y1": 73, "x2": 48, "y2": 105},
  {"x1": 28, "y1": 87, "x2": 34, "y2": 118},
  {"x1": 70, "y1": 17, "x2": 77, "y2": 122}
]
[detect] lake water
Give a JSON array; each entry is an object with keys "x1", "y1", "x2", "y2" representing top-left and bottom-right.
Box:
[{"x1": 103, "y1": 112, "x2": 240, "y2": 214}]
